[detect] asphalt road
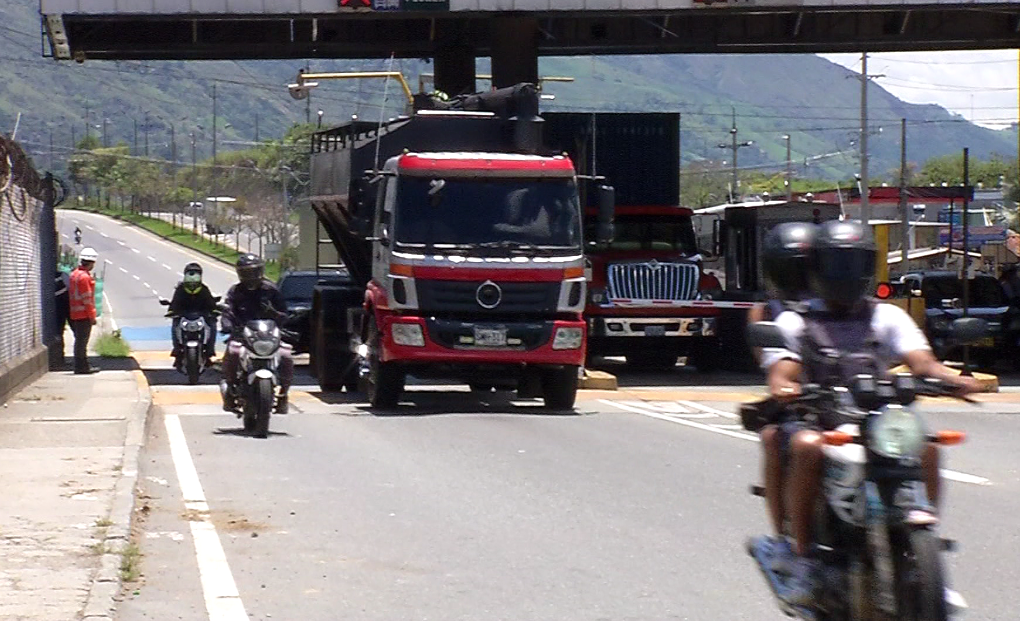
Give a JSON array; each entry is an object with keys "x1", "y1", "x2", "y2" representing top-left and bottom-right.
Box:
[
  {"x1": 57, "y1": 209, "x2": 237, "y2": 352},
  {"x1": 62, "y1": 213, "x2": 1020, "y2": 621}
]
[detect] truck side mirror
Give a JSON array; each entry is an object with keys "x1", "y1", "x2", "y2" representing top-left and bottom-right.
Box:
[
  {"x1": 596, "y1": 184, "x2": 615, "y2": 244},
  {"x1": 711, "y1": 219, "x2": 723, "y2": 257},
  {"x1": 349, "y1": 177, "x2": 375, "y2": 237}
]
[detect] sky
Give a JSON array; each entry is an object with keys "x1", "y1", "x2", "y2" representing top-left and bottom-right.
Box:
[{"x1": 820, "y1": 50, "x2": 1019, "y2": 130}]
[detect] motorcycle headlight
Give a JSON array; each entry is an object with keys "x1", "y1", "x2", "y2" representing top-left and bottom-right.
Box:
[
  {"x1": 182, "y1": 319, "x2": 203, "y2": 331},
  {"x1": 251, "y1": 338, "x2": 279, "y2": 357},
  {"x1": 869, "y1": 405, "x2": 925, "y2": 459}
]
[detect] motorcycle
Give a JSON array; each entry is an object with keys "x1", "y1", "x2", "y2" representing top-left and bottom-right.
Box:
[
  {"x1": 74, "y1": 228, "x2": 82, "y2": 245},
  {"x1": 221, "y1": 318, "x2": 288, "y2": 439},
  {"x1": 159, "y1": 297, "x2": 220, "y2": 385},
  {"x1": 744, "y1": 318, "x2": 985, "y2": 621}
]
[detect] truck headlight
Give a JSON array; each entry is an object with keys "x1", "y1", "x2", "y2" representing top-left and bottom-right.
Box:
[
  {"x1": 391, "y1": 323, "x2": 425, "y2": 347},
  {"x1": 552, "y1": 327, "x2": 584, "y2": 350}
]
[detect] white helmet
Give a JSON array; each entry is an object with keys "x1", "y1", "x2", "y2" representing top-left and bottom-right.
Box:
[{"x1": 79, "y1": 247, "x2": 98, "y2": 263}]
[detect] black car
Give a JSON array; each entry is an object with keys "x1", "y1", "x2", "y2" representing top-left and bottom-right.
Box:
[
  {"x1": 277, "y1": 269, "x2": 350, "y2": 354},
  {"x1": 902, "y1": 270, "x2": 1020, "y2": 369}
]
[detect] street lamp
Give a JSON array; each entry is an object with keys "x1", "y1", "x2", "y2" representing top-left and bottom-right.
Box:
[{"x1": 783, "y1": 134, "x2": 792, "y2": 201}]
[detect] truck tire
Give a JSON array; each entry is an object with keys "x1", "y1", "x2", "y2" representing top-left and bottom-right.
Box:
[
  {"x1": 366, "y1": 316, "x2": 404, "y2": 409},
  {"x1": 311, "y1": 285, "x2": 361, "y2": 392},
  {"x1": 542, "y1": 365, "x2": 579, "y2": 411}
]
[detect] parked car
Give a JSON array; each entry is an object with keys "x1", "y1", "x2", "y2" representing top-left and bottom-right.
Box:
[
  {"x1": 898, "y1": 270, "x2": 1019, "y2": 368},
  {"x1": 277, "y1": 269, "x2": 350, "y2": 354}
]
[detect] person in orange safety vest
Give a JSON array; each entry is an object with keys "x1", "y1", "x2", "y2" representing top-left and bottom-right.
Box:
[{"x1": 69, "y1": 247, "x2": 99, "y2": 374}]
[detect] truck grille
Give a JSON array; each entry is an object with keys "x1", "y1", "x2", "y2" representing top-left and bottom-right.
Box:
[
  {"x1": 416, "y1": 280, "x2": 560, "y2": 314},
  {"x1": 607, "y1": 262, "x2": 699, "y2": 301}
]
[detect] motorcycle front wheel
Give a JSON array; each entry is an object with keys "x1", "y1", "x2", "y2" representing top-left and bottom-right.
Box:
[
  {"x1": 894, "y1": 529, "x2": 948, "y2": 621},
  {"x1": 253, "y1": 378, "x2": 273, "y2": 439},
  {"x1": 186, "y1": 348, "x2": 200, "y2": 385}
]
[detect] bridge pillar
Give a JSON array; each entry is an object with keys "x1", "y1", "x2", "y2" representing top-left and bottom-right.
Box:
[
  {"x1": 491, "y1": 17, "x2": 539, "y2": 89},
  {"x1": 433, "y1": 21, "x2": 475, "y2": 97}
]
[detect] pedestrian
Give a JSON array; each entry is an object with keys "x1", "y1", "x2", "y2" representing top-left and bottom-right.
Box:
[
  {"x1": 52, "y1": 267, "x2": 71, "y2": 369},
  {"x1": 69, "y1": 247, "x2": 99, "y2": 374}
]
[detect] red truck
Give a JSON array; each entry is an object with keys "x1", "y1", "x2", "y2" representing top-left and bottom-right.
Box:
[
  {"x1": 306, "y1": 84, "x2": 614, "y2": 410},
  {"x1": 544, "y1": 113, "x2": 723, "y2": 371}
]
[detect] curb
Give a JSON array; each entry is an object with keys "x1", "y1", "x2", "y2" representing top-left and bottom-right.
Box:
[{"x1": 81, "y1": 364, "x2": 153, "y2": 621}]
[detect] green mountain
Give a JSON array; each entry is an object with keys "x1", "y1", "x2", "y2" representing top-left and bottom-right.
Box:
[{"x1": 2, "y1": 0, "x2": 1015, "y2": 182}]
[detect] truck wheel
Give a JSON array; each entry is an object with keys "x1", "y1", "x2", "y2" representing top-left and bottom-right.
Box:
[
  {"x1": 625, "y1": 352, "x2": 678, "y2": 370},
  {"x1": 313, "y1": 309, "x2": 348, "y2": 391},
  {"x1": 541, "y1": 365, "x2": 579, "y2": 411},
  {"x1": 367, "y1": 317, "x2": 404, "y2": 409},
  {"x1": 689, "y1": 341, "x2": 721, "y2": 374}
]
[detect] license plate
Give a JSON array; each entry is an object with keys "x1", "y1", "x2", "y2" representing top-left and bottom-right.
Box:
[
  {"x1": 976, "y1": 337, "x2": 995, "y2": 348},
  {"x1": 473, "y1": 327, "x2": 507, "y2": 347},
  {"x1": 645, "y1": 325, "x2": 666, "y2": 337}
]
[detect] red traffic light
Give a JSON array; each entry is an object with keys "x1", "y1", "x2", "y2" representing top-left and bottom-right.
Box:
[{"x1": 875, "y1": 282, "x2": 893, "y2": 300}]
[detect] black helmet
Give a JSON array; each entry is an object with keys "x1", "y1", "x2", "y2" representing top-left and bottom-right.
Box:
[
  {"x1": 184, "y1": 262, "x2": 202, "y2": 275},
  {"x1": 183, "y1": 262, "x2": 203, "y2": 292},
  {"x1": 762, "y1": 222, "x2": 816, "y2": 300},
  {"x1": 810, "y1": 219, "x2": 876, "y2": 307},
  {"x1": 236, "y1": 253, "x2": 264, "y2": 290}
]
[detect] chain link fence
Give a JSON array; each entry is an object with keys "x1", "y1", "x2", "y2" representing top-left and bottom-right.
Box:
[{"x1": 0, "y1": 135, "x2": 57, "y2": 400}]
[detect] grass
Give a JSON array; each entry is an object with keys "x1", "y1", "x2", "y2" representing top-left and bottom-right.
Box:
[
  {"x1": 88, "y1": 541, "x2": 109, "y2": 556},
  {"x1": 95, "y1": 331, "x2": 131, "y2": 358},
  {"x1": 74, "y1": 203, "x2": 281, "y2": 281},
  {"x1": 94, "y1": 518, "x2": 113, "y2": 528},
  {"x1": 120, "y1": 542, "x2": 142, "y2": 582}
]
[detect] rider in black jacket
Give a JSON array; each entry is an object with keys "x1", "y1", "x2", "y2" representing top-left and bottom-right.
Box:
[
  {"x1": 219, "y1": 254, "x2": 294, "y2": 414},
  {"x1": 167, "y1": 262, "x2": 218, "y2": 363}
]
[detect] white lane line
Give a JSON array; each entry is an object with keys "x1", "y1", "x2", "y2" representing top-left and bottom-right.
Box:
[
  {"x1": 679, "y1": 400, "x2": 740, "y2": 419},
  {"x1": 119, "y1": 267, "x2": 129, "y2": 274},
  {"x1": 163, "y1": 263, "x2": 173, "y2": 270},
  {"x1": 85, "y1": 225, "x2": 94, "y2": 231},
  {"x1": 118, "y1": 241, "x2": 126, "y2": 246},
  {"x1": 60, "y1": 233, "x2": 68, "y2": 238},
  {"x1": 601, "y1": 399, "x2": 992, "y2": 486},
  {"x1": 143, "y1": 282, "x2": 150, "y2": 289},
  {"x1": 101, "y1": 232, "x2": 109, "y2": 238},
  {"x1": 148, "y1": 256, "x2": 157, "y2": 262},
  {"x1": 132, "y1": 248, "x2": 140, "y2": 253},
  {"x1": 103, "y1": 292, "x2": 118, "y2": 332},
  {"x1": 105, "y1": 259, "x2": 114, "y2": 266},
  {"x1": 133, "y1": 275, "x2": 140, "y2": 281},
  {"x1": 164, "y1": 415, "x2": 250, "y2": 621}
]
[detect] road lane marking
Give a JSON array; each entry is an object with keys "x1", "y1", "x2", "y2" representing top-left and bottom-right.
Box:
[
  {"x1": 164, "y1": 414, "x2": 250, "y2": 621},
  {"x1": 103, "y1": 292, "x2": 118, "y2": 332},
  {"x1": 132, "y1": 248, "x2": 140, "y2": 253},
  {"x1": 118, "y1": 241, "x2": 126, "y2": 246},
  {"x1": 679, "y1": 400, "x2": 740, "y2": 419},
  {"x1": 133, "y1": 275, "x2": 140, "y2": 281},
  {"x1": 143, "y1": 282, "x2": 151, "y2": 289},
  {"x1": 148, "y1": 255, "x2": 157, "y2": 262},
  {"x1": 101, "y1": 232, "x2": 109, "y2": 238},
  {"x1": 119, "y1": 267, "x2": 128, "y2": 273},
  {"x1": 163, "y1": 263, "x2": 173, "y2": 270},
  {"x1": 85, "y1": 225, "x2": 94, "y2": 230},
  {"x1": 601, "y1": 399, "x2": 992, "y2": 486},
  {"x1": 60, "y1": 233, "x2": 67, "y2": 238}
]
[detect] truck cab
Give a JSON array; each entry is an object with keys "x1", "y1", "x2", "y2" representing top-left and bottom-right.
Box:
[{"x1": 583, "y1": 205, "x2": 722, "y2": 370}]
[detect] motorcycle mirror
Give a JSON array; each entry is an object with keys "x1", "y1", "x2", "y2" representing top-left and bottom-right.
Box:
[
  {"x1": 746, "y1": 321, "x2": 787, "y2": 349},
  {"x1": 950, "y1": 317, "x2": 989, "y2": 344},
  {"x1": 213, "y1": 295, "x2": 222, "y2": 303},
  {"x1": 158, "y1": 298, "x2": 171, "y2": 306}
]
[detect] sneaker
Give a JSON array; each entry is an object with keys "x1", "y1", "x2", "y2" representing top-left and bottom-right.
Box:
[
  {"x1": 220, "y1": 381, "x2": 235, "y2": 413},
  {"x1": 768, "y1": 537, "x2": 796, "y2": 575},
  {"x1": 74, "y1": 366, "x2": 100, "y2": 375},
  {"x1": 780, "y1": 555, "x2": 819, "y2": 607}
]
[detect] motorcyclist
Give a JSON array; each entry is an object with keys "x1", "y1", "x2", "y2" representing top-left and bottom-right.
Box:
[
  {"x1": 166, "y1": 262, "x2": 219, "y2": 365},
  {"x1": 220, "y1": 253, "x2": 294, "y2": 414},
  {"x1": 74, "y1": 226, "x2": 82, "y2": 245},
  {"x1": 760, "y1": 219, "x2": 981, "y2": 607},
  {"x1": 745, "y1": 222, "x2": 816, "y2": 567}
]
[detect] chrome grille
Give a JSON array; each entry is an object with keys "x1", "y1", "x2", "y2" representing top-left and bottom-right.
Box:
[{"x1": 607, "y1": 262, "x2": 699, "y2": 301}]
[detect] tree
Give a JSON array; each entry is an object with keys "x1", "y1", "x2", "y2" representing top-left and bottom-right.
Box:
[{"x1": 680, "y1": 161, "x2": 730, "y2": 208}]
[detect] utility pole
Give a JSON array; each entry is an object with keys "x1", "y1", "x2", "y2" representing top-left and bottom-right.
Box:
[
  {"x1": 212, "y1": 84, "x2": 219, "y2": 247},
  {"x1": 133, "y1": 119, "x2": 138, "y2": 155},
  {"x1": 783, "y1": 134, "x2": 792, "y2": 201},
  {"x1": 49, "y1": 129, "x2": 54, "y2": 171},
  {"x1": 71, "y1": 125, "x2": 76, "y2": 151},
  {"x1": 860, "y1": 52, "x2": 871, "y2": 226},
  {"x1": 102, "y1": 118, "x2": 108, "y2": 148},
  {"x1": 170, "y1": 124, "x2": 178, "y2": 228},
  {"x1": 899, "y1": 118, "x2": 909, "y2": 270},
  {"x1": 212, "y1": 84, "x2": 218, "y2": 163},
  {"x1": 143, "y1": 111, "x2": 150, "y2": 157},
  {"x1": 84, "y1": 101, "x2": 90, "y2": 139},
  {"x1": 255, "y1": 113, "x2": 259, "y2": 143},
  {"x1": 190, "y1": 132, "x2": 198, "y2": 236},
  {"x1": 962, "y1": 147, "x2": 971, "y2": 376},
  {"x1": 717, "y1": 107, "x2": 753, "y2": 203}
]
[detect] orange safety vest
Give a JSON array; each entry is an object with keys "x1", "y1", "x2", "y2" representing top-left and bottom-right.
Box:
[{"x1": 69, "y1": 267, "x2": 96, "y2": 321}]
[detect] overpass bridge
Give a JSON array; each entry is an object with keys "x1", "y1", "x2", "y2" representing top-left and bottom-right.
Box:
[{"x1": 40, "y1": 0, "x2": 1020, "y2": 95}]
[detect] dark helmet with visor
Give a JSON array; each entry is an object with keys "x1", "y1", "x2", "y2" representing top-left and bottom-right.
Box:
[
  {"x1": 761, "y1": 222, "x2": 816, "y2": 301},
  {"x1": 236, "y1": 253, "x2": 264, "y2": 290},
  {"x1": 810, "y1": 219, "x2": 876, "y2": 307}
]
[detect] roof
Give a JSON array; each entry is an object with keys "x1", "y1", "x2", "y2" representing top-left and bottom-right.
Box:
[
  {"x1": 397, "y1": 152, "x2": 576, "y2": 177},
  {"x1": 887, "y1": 247, "x2": 984, "y2": 265}
]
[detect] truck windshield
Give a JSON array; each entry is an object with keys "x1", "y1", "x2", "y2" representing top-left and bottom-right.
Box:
[
  {"x1": 393, "y1": 177, "x2": 582, "y2": 251},
  {"x1": 586, "y1": 215, "x2": 698, "y2": 255}
]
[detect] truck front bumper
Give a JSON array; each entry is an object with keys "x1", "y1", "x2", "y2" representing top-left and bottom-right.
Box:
[
  {"x1": 589, "y1": 316, "x2": 717, "y2": 338},
  {"x1": 380, "y1": 314, "x2": 586, "y2": 367}
]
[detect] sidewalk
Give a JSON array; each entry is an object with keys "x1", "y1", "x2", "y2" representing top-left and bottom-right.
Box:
[{"x1": 0, "y1": 355, "x2": 151, "y2": 620}]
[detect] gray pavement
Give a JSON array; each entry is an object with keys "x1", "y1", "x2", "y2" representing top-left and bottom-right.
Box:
[{"x1": 0, "y1": 365, "x2": 149, "y2": 621}]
